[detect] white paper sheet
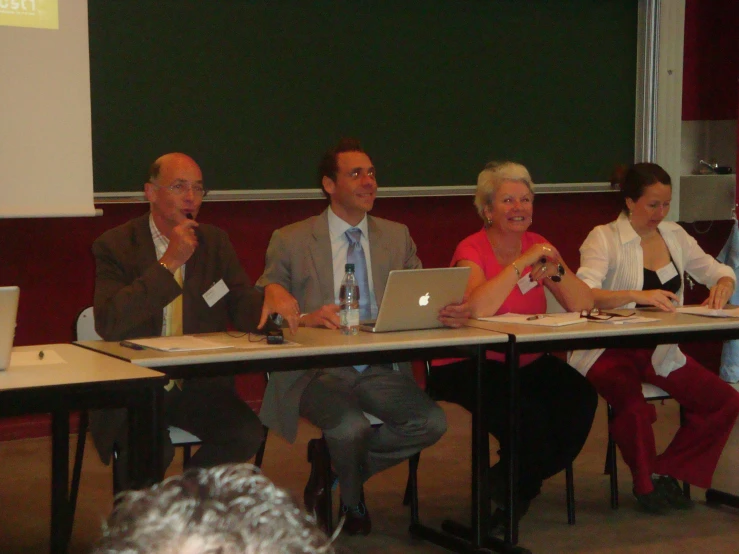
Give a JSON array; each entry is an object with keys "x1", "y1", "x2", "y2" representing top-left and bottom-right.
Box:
[
  {"x1": 587, "y1": 315, "x2": 659, "y2": 325},
  {"x1": 129, "y1": 336, "x2": 234, "y2": 352},
  {"x1": 10, "y1": 349, "x2": 66, "y2": 366},
  {"x1": 677, "y1": 306, "x2": 739, "y2": 318},
  {"x1": 476, "y1": 312, "x2": 586, "y2": 327},
  {"x1": 203, "y1": 335, "x2": 301, "y2": 349}
]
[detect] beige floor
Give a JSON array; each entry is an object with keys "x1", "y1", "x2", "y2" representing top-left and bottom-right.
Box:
[{"x1": 1, "y1": 398, "x2": 738, "y2": 554}]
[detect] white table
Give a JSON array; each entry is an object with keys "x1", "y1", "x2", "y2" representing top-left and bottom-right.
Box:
[
  {"x1": 1, "y1": 344, "x2": 166, "y2": 554},
  {"x1": 467, "y1": 308, "x2": 739, "y2": 350},
  {"x1": 76, "y1": 315, "x2": 739, "y2": 554},
  {"x1": 463, "y1": 308, "x2": 739, "y2": 551},
  {"x1": 77, "y1": 326, "x2": 500, "y2": 369},
  {"x1": 76, "y1": 326, "x2": 509, "y2": 552}
]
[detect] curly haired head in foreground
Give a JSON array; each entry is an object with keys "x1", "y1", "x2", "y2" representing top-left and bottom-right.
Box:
[{"x1": 92, "y1": 463, "x2": 335, "y2": 554}]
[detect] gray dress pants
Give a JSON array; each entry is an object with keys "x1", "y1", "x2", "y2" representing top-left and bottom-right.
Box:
[{"x1": 299, "y1": 364, "x2": 446, "y2": 506}]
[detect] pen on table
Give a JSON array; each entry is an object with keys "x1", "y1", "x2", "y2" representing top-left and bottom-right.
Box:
[
  {"x1": 526, "y1": 314, "x2": 547, "y2": 320},
  {"x1": 38, "y1": 350, "x2": 44, "y2": 360}
]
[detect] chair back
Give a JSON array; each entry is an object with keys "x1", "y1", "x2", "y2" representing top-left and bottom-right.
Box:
[
  {"x1": 641, "y1": 383, "x2": 670, "y2": 400},
  {"x1": 545, "y1": 287, "x2": 566, "y2": 313},
  {"x1": 75, "y1": 307, "x2": 101, "y2": 341},
  {"x1": 364, "y1": 413, "x2": 383, "y2": 426}
]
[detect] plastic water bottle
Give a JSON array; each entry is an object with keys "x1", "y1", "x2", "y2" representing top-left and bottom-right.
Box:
[{"x1": 339, "y1": 263, "x2": 360, "y2": 335}]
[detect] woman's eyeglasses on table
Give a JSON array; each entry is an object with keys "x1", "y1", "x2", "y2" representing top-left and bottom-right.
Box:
[{"x1": 580, "y1": 308, "x2": 635, "y2": 321}]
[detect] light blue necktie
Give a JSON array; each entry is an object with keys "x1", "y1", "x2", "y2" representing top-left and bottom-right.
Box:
[
  {"x1": 346, "y1": 228, "x2": 371, "y2": 321},
  {"x1": 346, "y1": 227, "x2": 371, "y2": 372}
]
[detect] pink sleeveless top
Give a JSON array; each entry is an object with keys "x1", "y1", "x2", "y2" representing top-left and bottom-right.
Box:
[{"x1": 436, "y1": 228, "x2": 549, "y2": 367}]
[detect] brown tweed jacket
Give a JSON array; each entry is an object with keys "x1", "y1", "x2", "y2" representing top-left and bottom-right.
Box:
[{"x1": 89, "y1": 213, "x2": 264, "y2": 463}]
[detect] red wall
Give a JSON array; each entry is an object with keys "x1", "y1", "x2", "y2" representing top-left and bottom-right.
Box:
[
  {"x1": 4, "y1": 193, "x2": 626, "y2": 349},
  {"x1": 1, "y1": 193, "x2": 733, "y2": 440},
  {"x1": 681, "y1": 0, "x2": 738, "y2": 262},
  {"x1": 682, "y1": 0, "x2": 739, "y2": 121},
  {"x1": 3, "y1": 1, "x2": 737, "y2": 441}
]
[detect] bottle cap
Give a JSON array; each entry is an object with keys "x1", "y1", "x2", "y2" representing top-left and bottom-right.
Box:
[{"x1": 345, "y1": 263, "x2": 355, "y2": 272}]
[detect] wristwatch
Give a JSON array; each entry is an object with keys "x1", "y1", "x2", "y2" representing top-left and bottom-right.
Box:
[{"x1": 550, "y1": 263, "x2": 565, "y2": 283}]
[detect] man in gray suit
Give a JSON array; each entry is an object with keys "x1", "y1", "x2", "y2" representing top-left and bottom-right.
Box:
[{"x1": 256, "y1": 138, "x2": 467, "y2": 535}]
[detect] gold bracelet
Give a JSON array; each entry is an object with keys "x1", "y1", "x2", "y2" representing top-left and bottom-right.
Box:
[{"x1": 511, "y1": 262, "x2": 521, "y2": 278}]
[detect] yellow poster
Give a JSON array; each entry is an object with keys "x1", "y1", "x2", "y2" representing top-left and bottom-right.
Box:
[{"x1": 0, "y1": 0, "x2": 58, "y2": 30}]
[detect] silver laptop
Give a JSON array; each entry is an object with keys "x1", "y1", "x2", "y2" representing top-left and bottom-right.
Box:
[
  {"x1": 0, "y1": 286, "x2": 20, "y2": 371},
  {"x1": 360, "y1": 267, "x2": 470, "y2": 333}
]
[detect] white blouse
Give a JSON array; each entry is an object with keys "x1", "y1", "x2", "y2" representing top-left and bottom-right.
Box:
[{"x1": 569, "y1": 212, "x2": 735, "y2": 377}]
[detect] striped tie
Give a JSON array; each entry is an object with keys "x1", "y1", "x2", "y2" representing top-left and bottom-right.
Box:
[
  {"x1": 346, "y1": 228, "x2": 370, "y2": 372},
  {"x1": 345, "y1": 228, "x2": 371, "y2": 320},
  {"x1": 164, "y1": 267, "x2": 184, "y2": 391}
]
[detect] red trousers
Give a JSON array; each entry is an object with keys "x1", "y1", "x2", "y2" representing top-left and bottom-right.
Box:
[{"x1": 587, "y1": 348, "x2": 739, "y2": 495}]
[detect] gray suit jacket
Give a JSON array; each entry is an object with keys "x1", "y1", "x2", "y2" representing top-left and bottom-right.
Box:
[{"x1": 256, "y1": 208, "x2": 422, "y2": 442}]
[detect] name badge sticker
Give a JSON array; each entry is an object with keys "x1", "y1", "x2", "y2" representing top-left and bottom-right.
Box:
[
  {"x1": 517, "y1": 274, "x2": 538, "y2": 295},
  {"x1": 203, "y1": 279, "x2": 229, "y2": 307},
  {"x1": 656, "y1": 263, "x2": 678, "y2": 285}
]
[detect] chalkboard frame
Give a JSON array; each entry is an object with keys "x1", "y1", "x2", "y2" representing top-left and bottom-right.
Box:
[{"x1": 89, "y1": 1, "x2": 649, "y2": 201}]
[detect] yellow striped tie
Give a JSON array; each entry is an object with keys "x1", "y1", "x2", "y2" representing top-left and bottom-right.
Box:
[{"x1": 164, "y1": 266, "x2": 184, "y2": 391}]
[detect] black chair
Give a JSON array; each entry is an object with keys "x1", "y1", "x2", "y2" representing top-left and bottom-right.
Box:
[
  {"x1": 423, "y1": 358, "x2": 576, "y2": 525},
  {"x1": 69, "y1": 308, "x2": 269, "y2": 538}
]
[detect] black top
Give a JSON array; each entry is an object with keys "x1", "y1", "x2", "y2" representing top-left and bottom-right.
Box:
[{"x1": 636, "y1": 261, "x2": 681, "y2": 307}]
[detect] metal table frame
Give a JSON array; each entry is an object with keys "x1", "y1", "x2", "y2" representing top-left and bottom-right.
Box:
[
  {"x1": 77, "y1": 314, "x2": 739, "y2": 554},
  {"x1": 0, "y1": 346, "x2": 165, "y2": 554},
  {"x1": 454, "y1": 311, "x2": 739, "y2": 554}
]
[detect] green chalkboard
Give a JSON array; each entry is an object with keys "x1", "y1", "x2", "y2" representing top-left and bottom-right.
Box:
[{"x1": 88, "y1": 0, "x2": 638, "y2": 193}]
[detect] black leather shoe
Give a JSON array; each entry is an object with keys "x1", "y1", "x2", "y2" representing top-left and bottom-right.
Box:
[
  {"x1": 304, "y1": 438, "x2": 331, "y2": 530},
  {"x1": 340, "y1": 492, "x2": 372, "y2": 536},
  {"x1": 633, "y1": 488, "x2": 671, "y2": 514},
  {"x1": 489, "y1": 507, "x2": 513, "y2": 536},
  {"x1": 489, "y1": 462, "x2": 510, "y2": 507},
  {"x1": 489, "y1": 463, "x2": 531, "y2": 519},
  {"x1": 653, "y1": 476, "x2": 694, "y2": 510}
]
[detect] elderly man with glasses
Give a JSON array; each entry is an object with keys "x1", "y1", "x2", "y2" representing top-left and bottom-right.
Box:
[{"x1": 89, "y1": 152, "x2": 268, "y2": 487}]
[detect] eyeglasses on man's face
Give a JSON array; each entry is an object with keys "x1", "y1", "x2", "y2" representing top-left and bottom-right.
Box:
[
  {"x1": 151, "y1": 181, "x2": 208, "y2": 197},
  {"x1": 341, "y1": 167, "x2": 376, "y2": 181}
]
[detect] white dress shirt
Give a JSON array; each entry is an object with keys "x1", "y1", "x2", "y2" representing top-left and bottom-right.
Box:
[{"x1": 569, "y1": 212, "x2": 735, "y2": 377}]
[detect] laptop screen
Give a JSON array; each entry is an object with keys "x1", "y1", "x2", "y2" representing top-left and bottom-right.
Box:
[{"x1": 361, "y1": 267, "x2": 469, "y2": 333}]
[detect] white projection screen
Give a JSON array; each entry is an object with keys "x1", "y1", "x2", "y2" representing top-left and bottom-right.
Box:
[{"x1": 0, "y1": 0, "x2": 95, "y2": 218}]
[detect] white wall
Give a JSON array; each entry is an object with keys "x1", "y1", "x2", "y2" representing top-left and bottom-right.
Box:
[{"x1": 0, "y1": 0, "x2": 95, "y2": 218}]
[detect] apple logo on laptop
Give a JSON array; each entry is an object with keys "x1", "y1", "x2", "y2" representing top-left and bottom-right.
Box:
[{"x1": 418, "y1": 293, "x2": 430, "y2": 307}]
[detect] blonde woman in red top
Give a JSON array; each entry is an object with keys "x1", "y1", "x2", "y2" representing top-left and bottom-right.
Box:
[{"x1": 429, "y1": 161, "x2": 597, "y2": 531}]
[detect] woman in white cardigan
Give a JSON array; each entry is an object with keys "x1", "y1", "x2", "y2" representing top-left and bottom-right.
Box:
[{"x1": 570, "y1": 162, "x2": 739, "y2": 514}]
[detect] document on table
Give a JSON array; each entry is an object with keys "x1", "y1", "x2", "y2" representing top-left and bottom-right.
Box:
[
  {"x1": 677, "y1": 306, "x2": 739, "y2": 318},
  {"x1": 587, "y1": 314, "x2": 659, "y2": 325},
  {"x1": 205, "y1": 335, "x2": 302, "y2": 349},
  {"x1": 476, "y1": 312, "x2": 585, "y2": 327},
  {"x1": 129, "y1": 336, "x2": 233, "y2": 352}
]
